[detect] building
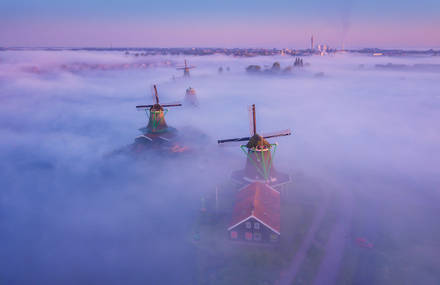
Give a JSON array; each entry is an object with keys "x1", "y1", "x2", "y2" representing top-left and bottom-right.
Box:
[{"x1": 228, "y1": 182, "x2": 280, "y2": 243}]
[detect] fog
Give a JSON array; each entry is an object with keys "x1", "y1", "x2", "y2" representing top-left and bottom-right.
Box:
[{"x1": 1, "y1": 50, "x2": 439, "y2": 284}]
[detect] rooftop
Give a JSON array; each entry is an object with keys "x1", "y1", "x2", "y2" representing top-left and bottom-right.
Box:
[{"x1": 229, "y1": 182, "x2": 280, "y2": 234}]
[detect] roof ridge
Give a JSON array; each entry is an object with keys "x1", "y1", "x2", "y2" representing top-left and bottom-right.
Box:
[
  {"x1": 252, "y1": 183, "x2": 260, "y2": 213},
  {"x1": 253, "y1": 184, "x2": 260, "y2": 209}
]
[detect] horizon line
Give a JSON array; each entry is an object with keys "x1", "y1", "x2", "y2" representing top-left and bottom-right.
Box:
[{"x1": 2, "y1": 46, "x2": 440, "y2": 51}]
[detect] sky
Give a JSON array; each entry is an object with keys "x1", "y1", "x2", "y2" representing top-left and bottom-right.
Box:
[{"x1": 1, "y1": 0, "x2": 439, "y2": 48}]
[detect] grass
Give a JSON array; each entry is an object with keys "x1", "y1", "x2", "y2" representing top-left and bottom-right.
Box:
[
  {"x1": 335, "y1": 185, "x2": 440, "y2": 285},
  {"x1": 292, "y1": 244, "x2": 325, "y2": 285}
]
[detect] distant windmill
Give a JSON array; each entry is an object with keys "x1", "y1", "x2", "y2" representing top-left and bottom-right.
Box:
[
  {"x1": 176, "y1": 59, "x2": 195, "y2": 78},
  {"x1": 184, "y1": 87, "x2": 198, "y2": 107},
  {"x1": 135, "y1": 85, "x2": 181, "y2": 141},
  {"x1": 218, "y1": 104, "x2": 292, "y2": 189}
]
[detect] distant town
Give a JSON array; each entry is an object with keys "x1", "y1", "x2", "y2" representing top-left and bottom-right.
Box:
[{"x1": 1, "y1": 46, "x2": 439, "y2": 57}]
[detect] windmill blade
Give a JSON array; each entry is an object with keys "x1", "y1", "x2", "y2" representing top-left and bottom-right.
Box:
[
  {"x1": 218, "y1": 136, "x2": 251, "y2": 144},
  {"x1": 176, "y1": 66, "x2": 195, "y2": 69},
  {"x1": 136, "y1": 104, "x2": 154, "y2": 109},
  {"x1": 218, "y1": 140, "x2": 246, "y2": 148},
  {"x1": 248, "y1": 104, "x2": 256, "y2": 136},
  {"x1": 262, "y1": 129, "x2": 292, "y2": 139},
  {"x1": 176, "y1": 60, "x2": 195, "y2": 69},
  {"x1": 161, "y1": 100, "x2": 182, "y2": 107},
  {"x1": 153, "y1": 85, "x2": 159, "y2": 104},
  {"x1": 162, "y1": 103, "x2": 182, "y2": 107},
  {"x1": 148, "y1": 85, "x2": 156, "y2": 103},
  {"x1": 248, "y1": 106, "x2": 253, "y2": 135}
]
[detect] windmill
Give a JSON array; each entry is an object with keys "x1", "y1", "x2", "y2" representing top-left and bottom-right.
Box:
[
  {"x1": 176, "y1": 59, "x2": 195, "y2": 78},
  {"x1": 135, "y1": 85, "x2": 181, "y2": 143},
  {"x1": 218, "y1": 104, "x2": 292, "y2": 189},
  {"x1": 184, "y1": 87, "x2": 198, "y2": 106}
]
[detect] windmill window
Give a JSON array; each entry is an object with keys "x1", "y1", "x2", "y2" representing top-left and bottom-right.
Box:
[
  {"x1": 245, "y1": 221, "x2": 252, "y2": 229},
  {"x1": 245, "y1": 232, "x2": 252, "y2": 240},
  {"x1": 254, "y1": 233, "x2": 262, "y2": 241},
  {"x1": 254, "y1": 222, "x2": 260, "y2": 230},
  {"x1": 270, "y1": 234, "x2": 279, "y2": 242},
  {"x1": 230, "y1": 231, "x2": 238, "y2": 239}
]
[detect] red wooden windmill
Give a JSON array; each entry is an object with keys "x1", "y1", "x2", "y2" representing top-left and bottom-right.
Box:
[{"x1": 218, "y1": 104, "x2": 292, "y2": 189}]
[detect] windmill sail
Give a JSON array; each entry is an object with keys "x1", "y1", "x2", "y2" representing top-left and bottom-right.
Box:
[
  {"x1": 162, "y1": 103, "x2": 182, "y2": 107},
  {"x1": 248, "y1": 104, "x2": 256, "y2": 136},
  {"x1": 153, "y1": 85, "x2": 159, "y2": 104},
  {"x1": 218, "y1": 136, "x2": 251, "y2": 144},
  {"x1": 262, "y1": 129, "x2": 292, "y2": 139},
  {"x1": 136, "y1": 104, "x2": 154, "y2": 109}
]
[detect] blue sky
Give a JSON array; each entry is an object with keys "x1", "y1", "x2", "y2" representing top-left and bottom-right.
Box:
[{"x1": 1, "y1": 0, "x2": 439, "y2": 47}]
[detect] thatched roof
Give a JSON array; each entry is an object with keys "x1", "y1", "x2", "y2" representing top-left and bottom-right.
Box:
[{"x1": 246, "y1": 134, "x2": 271, "y2": 149}]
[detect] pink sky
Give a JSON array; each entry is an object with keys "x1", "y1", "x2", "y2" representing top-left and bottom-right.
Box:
[{"x1": 1, "y1": 18, "x2": 439, "y2": 48}]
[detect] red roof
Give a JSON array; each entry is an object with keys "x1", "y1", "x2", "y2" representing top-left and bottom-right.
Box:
[{"x1": 228, "y1": 182, "x2": 280, "y2": 234}]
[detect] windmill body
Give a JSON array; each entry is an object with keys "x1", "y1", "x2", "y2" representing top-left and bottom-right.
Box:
[
  {"x1": 146, "y1": 104, "x2": 168, "y2": 132},
  {"x1": 183, "y1": 68, "x2": 190, "y2": 77},
  {"x1": 242, "y1": 135, "x2": 276, "y2": 182},
  {"x1": 184, "y1": 87, "x2": 198, "y2": 106},
  {"x1": 218, "y1": 105, "x2": 291, "y2": 189}
]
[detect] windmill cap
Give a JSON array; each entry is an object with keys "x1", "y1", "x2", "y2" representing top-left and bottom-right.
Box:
[
  {"x1": 150, "y1": 104, "x2": 163, "y2": 111},
  {"x1": 247, "y1": 134, "x2": 271, "y2": 149}
]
